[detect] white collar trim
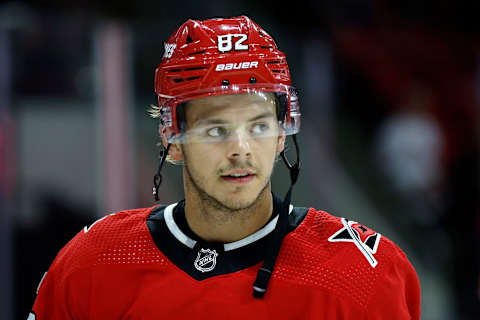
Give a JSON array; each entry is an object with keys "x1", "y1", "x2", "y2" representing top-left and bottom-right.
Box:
[{"x1": 163, "y1": 203, "x2": 293, "y2": 251}]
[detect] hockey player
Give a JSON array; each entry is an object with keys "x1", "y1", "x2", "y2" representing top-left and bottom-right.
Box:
[{"x1": 29, "y1": 16, "x2": 421, "y2": 319}]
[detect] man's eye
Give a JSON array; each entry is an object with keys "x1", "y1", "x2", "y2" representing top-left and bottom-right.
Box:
[
  {"x1": 251, "y1": 123, "x2": 269, "y2": 135},
  {"x1": 206, "y1": 127, "x2": 227, "y2": 137}
]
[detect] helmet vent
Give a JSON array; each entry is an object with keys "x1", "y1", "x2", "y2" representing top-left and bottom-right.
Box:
[
  {"x1": 166, "y1": 66, "x2": 207, "y2": 73},
  {"x1": 165, "y1": 64, "x2": 207, "y2": 84},
  {"x1": 266, "y1": 60, "x2": 288, "y2": 76},
  {"x1": 172, "y1": 76, "x2": 202, "y2": 83},
  {"x1": 184, "y1": 66, "x2": 206, "y2": 71},
  {"x1": 186, "y1": 35, "x2": 194, "y2": 44},
  {"x1": 189, "y1": 50, "x2": 206, "y2": 56}
]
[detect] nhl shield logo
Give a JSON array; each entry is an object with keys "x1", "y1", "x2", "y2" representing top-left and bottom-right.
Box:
[{"x1": 194, "y1": 248, "x2": 218, "y2": 273}]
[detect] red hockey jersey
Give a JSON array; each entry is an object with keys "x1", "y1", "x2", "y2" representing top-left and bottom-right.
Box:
[{"x1": 29, "y1": 198, "x2": 420, "y2": 319}]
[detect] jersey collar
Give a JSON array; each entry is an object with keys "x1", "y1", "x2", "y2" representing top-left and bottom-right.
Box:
[{"x1": 163, "y1": 202, "x2": 293, "y2": 251}]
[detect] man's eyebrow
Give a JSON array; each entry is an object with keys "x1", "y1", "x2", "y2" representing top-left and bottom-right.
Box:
[
  {"x1": 193, "y1": 118, "x2": 228, "y2": 126},
  {"x1": 193, "y1": 111, "x2": 276, "y2": 127},
  {"x1": 248, "y1": 111, "x2": 276, "y2": 122}
]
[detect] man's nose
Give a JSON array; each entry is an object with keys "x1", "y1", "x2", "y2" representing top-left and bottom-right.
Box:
[{"x1": 227, "y1": 130, "x2": 252, "y2": 161}]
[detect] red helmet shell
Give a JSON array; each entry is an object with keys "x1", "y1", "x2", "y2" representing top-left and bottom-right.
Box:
[{"x1": 155, "y1": 16, "x2": 291, "y2": 98}]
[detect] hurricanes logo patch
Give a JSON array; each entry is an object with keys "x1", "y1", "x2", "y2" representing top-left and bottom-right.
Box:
[
  {"x1": 163, "y1": 43, "x2": 176, "y2": 58},
  {"x1": 194, "y1": 248, "x2": 218, "y2": 273},
  {"x1": 328, "y1": 218, "x2": 381, "y2": 268}
]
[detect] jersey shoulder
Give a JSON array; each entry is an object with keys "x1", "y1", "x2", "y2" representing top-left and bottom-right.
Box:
[
  {"x1": 290, "y1": 207, "x2": 410, "y2": 266},
  {"x1": 279, "y1": 207, "x2": 420, "y2": 315},
  {"x1": 32, "y1": 206, "x2": 168, "y2": 319},
  {"x1": 50, "y1": 206, "x2": 158, "y2": 276}
]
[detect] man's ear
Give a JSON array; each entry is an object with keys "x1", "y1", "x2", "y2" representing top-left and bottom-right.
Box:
[
  {"x1": 168, "y1": 143, "x2": 184, "y2": 161},
  {"x1": 276, "y1": 134, "x2": 286, "y2": 153}
]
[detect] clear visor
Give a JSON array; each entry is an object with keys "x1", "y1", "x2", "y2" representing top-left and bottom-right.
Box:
[{"x1": 159, "y1": 84, "x2": 300, "y2": 144}]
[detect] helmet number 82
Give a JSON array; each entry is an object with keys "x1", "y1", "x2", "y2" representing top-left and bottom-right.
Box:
[{"x1": 217, "y1": 34, "x2": 248, "y2": 52}]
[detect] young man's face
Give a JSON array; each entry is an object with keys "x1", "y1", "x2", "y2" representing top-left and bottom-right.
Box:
[{"x1": 178, "y1": 92, "x2": 285, "y2": 211}]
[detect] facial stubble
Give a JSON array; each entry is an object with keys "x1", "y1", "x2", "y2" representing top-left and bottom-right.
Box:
[{"x1": 182, "y1": 145, "x2": 275, "y2": 217}]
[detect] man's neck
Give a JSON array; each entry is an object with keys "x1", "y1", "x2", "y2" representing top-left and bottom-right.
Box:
[{"x1": 184, "y1": 185, "x2": 273, "y2": 243}]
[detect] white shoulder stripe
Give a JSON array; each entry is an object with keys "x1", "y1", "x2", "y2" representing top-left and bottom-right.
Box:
[
  {"x1": 224, "y1": 203, "x2": 292, "y2": 250},
  {"x1": 224, "y1": 214, "x2": 279, "y2": 251},
  {"x1": 164, "y1": 204, "x2": 294, "y2": 251},
  {"x1": 164, "y1": 203, "x2": 197, "y2": 249}
]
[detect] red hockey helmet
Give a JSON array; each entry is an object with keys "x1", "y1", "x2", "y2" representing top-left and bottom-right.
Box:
[{"x1": 154, "y1": 16, "x2": 300, "y2": 144}]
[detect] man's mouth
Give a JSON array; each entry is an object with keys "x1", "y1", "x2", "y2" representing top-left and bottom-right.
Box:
[{"x1": 221, "y1": 170, "x2": 256, "y2": 184}]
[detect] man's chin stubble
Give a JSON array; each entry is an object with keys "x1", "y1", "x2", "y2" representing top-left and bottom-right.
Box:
[{"x1": 184, "y1": 163, "x2": 270, "y2": 213}]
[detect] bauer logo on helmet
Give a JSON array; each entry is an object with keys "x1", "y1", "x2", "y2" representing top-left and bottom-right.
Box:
[{"x1": 215, "y1": 61, "x2": 258, "y2": 71}]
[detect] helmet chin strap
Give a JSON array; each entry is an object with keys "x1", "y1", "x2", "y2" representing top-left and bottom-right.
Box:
[
  {"x1": 253, "y1": 134, "x2": 300, "y2": 298},
  {"x1": 153, "y1": 143, "x2": 172, "y2": 201}
]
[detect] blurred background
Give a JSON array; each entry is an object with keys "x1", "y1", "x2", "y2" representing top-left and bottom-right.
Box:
[{"x1": 0, "y1": 0, "x2": 479, "y2": 319}]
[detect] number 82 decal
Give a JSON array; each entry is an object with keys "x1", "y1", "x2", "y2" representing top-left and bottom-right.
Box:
[{"x1": 217, "y1": 34, "x2": 248, "y2": 52}]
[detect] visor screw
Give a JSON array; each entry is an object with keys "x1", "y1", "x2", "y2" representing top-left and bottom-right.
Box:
[
  {"x1": 249, "y1": 77, "x2": 257, "y2": 84},
  {"x1": 222, "y1": 79, "x2": 229, "y2": 86}
]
